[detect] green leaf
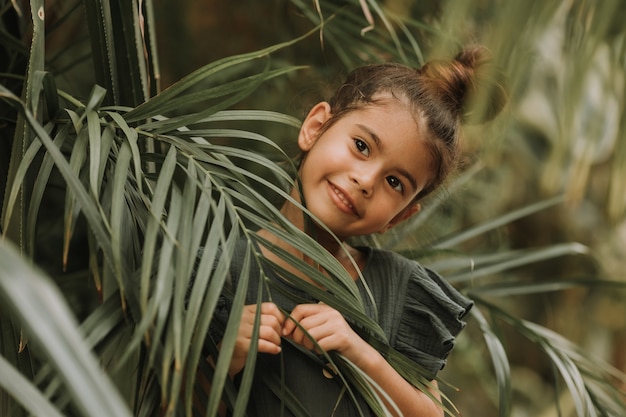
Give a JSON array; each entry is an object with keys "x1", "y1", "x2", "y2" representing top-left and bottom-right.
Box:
[
  {"x1": 433, "y1": 195, "x2": 566, "y2": 250},
  {"x1": 0, "y1": 355, "x2": 65, "y2": 417},
  {"x1": 0, "y1": 85, "x2": 138, "y2": 316},
  {"x1": 471, "y1": 308, "x2": 511, "y2": 417},
  {"x1": 125, "y1": 27, "x2": 319, "y2": 122},
  {"x1": 0, "y1": 239, "x2": 133, "y2": 417}
]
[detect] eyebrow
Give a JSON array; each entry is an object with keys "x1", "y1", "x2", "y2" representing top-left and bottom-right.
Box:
[
  {"x1": 357, "y1": 123, "x2": 382, "y2": 147},
  {"x1": 398, "y1": 168, "x2": 418, "y2": 192},
  {"x1": 356, "y1": 123, "x2": 419, "y2": 192}
]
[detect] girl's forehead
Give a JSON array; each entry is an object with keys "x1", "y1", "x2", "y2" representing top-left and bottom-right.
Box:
[
  {"x1": 357, "y1": 94, "x2": 418, "y2": 121},
  {"x1": 347, "y1": 99, "x2": 420, "y2": 133}
]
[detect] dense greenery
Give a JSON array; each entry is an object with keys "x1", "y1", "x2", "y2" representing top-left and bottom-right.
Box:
[{"x1": 1, "y1": 1, "x2": 625, "y2": 416}]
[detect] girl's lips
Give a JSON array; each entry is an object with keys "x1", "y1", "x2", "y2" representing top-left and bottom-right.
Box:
[{"x1": 328, "y1": 182, "x2": 359, "y2": 216}]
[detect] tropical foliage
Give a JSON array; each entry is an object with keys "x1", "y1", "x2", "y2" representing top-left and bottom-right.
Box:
[{"x1": 1, "y1": 1, "x2": 625, "y2": 416}]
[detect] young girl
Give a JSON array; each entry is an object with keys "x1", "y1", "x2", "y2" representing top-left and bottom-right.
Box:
[{"x1": 205, "y1": 46, "x2": 505, "y2": 416}]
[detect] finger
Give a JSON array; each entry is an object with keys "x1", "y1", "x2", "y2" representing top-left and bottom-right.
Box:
[
  {"x1": 243, "y1": 303, "x2": 284, "y2": 321},
  {"x1": 282, "y1": 304, "x2": 324, "y2": 335},
  {"x1": 296, "y1": 323, "x2": 334, "y2": 351},
  {"x1": 260, "y1": 302, "x2": 286, "y2": 324},
  {"x1": 285, "y1": 308, "x2": 331, "y2": 338},
  {"x1": 288, "y1": 317, "x2": 330, "y2": 352},
  {"x1": 264, "y1": 306, "x2": 286, "y2": 337},
  {"x1": 290, "y1": 326, "x2": 316, "y2": 351},
  {"x1": 258, "y1": 323, "x2": 283, "y2": 346},
  {"x1": 257, "y1": 339, "x2": 282, "y2": 355},
  {"x1": 241, "y1": 304, "x2": 285, "y2": 336}
]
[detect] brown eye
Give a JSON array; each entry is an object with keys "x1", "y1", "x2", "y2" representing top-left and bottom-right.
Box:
[
  {"x1": 354, "y1": 139, "x2": 370, "y2": 156},
  {"x1": 387, "y1": 176, "x2": 404, "y2": 192}
]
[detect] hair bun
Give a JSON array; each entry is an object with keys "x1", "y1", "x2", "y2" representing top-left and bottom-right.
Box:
[{"x1": 421, "y1": 45, "x2": 507, "y2": 124}]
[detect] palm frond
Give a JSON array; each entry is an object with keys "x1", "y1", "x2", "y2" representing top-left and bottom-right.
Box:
[
  {"x1": 0, "y1": 239, "x2": 133, "y2": 417},
  {"x1": 475, "y1": 297, "x2": 626, "y2": 417}
]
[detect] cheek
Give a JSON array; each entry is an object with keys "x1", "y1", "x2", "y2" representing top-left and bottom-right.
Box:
[
  {"x1": 304, "y1": 143, "x2": 346, "y2": 171},
  {"x1": 379, "y1": 199, "x2": 410, "y2": 221}
]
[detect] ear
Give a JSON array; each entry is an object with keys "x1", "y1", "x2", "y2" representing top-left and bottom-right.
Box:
[
  {"x1": 298, "y1": 102, "x2": 332, "y2": 151},
  {"x1": 379, "y1": 203, "x2": 421, "y2": 234}
]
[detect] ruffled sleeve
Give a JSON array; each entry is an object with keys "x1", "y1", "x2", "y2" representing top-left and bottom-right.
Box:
[{"x1": 393, "y1": 263, "x2": 473, "y2": 380}]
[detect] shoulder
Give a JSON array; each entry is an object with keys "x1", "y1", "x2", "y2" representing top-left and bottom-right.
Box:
[
  {"x1": 365, "y1": 247, "x2": 473, "y2": 323},
  {"x1": 365, "y1": 247, "x2": 470, "y2": 308},
  {"x1": 364, "y1": 247, "x2": 473, "y2": 379},
  {"x1": 363, "y1": 246, "x2": 453, "y2": 295},
  {"x1": 360, "y1": 246, "x2": 418, "y2": 288}
]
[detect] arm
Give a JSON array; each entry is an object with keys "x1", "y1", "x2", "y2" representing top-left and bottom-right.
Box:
[{"x1": 283, "y1": 303, "x2": 444, "y2": 417}]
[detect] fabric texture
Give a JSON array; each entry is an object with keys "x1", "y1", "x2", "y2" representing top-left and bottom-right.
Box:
[{"x1": 206, "y1": 239, "x2": 473, "y2": 416}]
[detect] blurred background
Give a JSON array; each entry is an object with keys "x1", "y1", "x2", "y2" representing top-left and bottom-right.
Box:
[{"x1": 2, "y1": 0, "x2": 625, "y2": 416}]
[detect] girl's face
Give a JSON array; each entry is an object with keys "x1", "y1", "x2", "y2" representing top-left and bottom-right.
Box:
[{"x1": 297, "y1": 99, "x2": 432, "y2": 239}]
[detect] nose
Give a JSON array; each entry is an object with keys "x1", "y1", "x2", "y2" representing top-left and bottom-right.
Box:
[{"x1": 351, "y1": 168, "x2": 376, "y2": 197}]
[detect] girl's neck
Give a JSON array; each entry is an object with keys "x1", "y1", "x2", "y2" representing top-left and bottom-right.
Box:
[
  {"x1": 280, "y1": 190, "x2": 346, "y2": 257},
  {"x1": 255, "y1": 192, "x2": 365, "y2": 282}
]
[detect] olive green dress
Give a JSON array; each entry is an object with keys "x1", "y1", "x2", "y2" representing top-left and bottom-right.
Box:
[{"x1": 206, "y1": 240, "x2": 472, "y2": 417}]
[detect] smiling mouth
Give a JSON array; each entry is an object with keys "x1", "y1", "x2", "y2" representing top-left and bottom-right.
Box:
[{"x1": 329, "y1": 183, "x2": 359, "y2": 216}]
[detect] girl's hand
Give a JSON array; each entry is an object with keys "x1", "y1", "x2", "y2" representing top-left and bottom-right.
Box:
[
  {"x1": 283, "y1": 303, "x2": 444, "y2": 417},
  {"x1": 282, "y1": 303, "x2": 367, "y2": 363},
  {"x1": 229, "y1": 302, "x2": 285, "y2": 376}
]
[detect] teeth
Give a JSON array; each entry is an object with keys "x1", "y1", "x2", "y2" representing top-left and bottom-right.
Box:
[{"x1": 333, "y1": 186, "x2": 352, "y2": 208}]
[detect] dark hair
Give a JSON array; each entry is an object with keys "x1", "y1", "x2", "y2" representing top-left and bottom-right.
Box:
[{"x1": 321, "y1": 46, "x2": 507, "y2": 200}]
